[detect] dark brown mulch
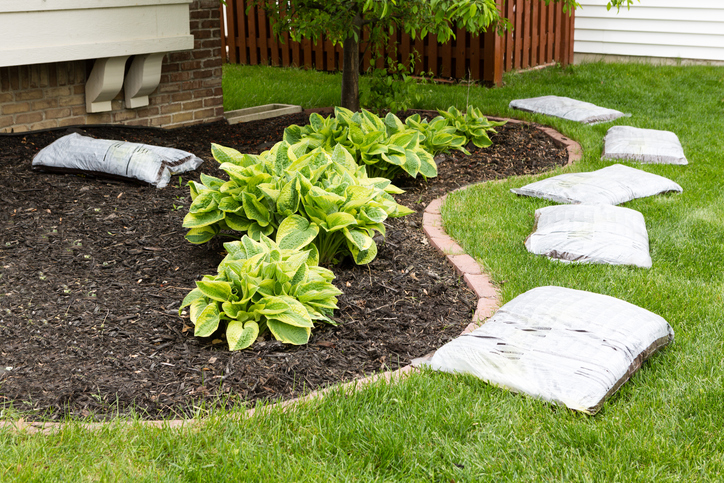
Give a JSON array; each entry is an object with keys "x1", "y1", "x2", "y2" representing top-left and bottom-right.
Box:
[{"x1": 0, "y1": 110, "x2": 567, "y2": 421}]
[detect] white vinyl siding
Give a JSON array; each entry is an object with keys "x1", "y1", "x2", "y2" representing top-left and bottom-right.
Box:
[{"x1": 574, "y1": 0, "x2": 724, "y2": 62}]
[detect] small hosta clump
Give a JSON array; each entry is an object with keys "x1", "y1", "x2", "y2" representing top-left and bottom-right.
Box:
[{"x1": 179, "y1": 216, "x2": 342, "y2": 350}]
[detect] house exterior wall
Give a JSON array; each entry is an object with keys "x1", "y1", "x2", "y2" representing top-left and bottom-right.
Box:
[
  {"x1": 574, "y1": 0, "x2": 724, "y2": 64},
  {"x1": 0, "y1": 0, "x2": 223, "y2": 133}
]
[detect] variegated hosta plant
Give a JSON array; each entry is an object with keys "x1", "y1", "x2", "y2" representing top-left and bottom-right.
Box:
[
  {"x1": 284, "y1": 107, "x2": 440, "y2": 180},
  {"x1": 436, "y1": 106, "x2": 507, "y2": 149},
  {"x1": 183, "y1": 142, "x2": 413, "y2": 265},
  {"x1": 179, "y1": 216, "x2": 342, "y2": 350}
]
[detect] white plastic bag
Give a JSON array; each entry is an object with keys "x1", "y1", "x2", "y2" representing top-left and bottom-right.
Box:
[
  {"x1": 525, "y1": 204, "x2": 651, "y2": 268},
  {"x1": 602, "y1": 126, "x2": 687, "y2": 165},
  {"x1": 420, "y1": 286, "x2": 674, "y2": 414},
  {"x1": 511, "y1": 164, "x2": 683, "y2": 205},
  {"x1": 509, "y1": 95, "x2": 628, "y2": 124},
  {"x1": 32, "y1": 133, "x2": 204, "y2": 188}
]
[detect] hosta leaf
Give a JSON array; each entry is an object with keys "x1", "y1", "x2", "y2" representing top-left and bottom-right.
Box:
[
  {"x1": 242, "y1": 192, "x2": 271, "y2": 227},
  {"x1": 348, "y1": 237, "x2": 378, "y2": 265},
  {"x1": 277, "y1": 177, "x2": 301, "y2": 216},
  {"x1": 343, "y1": 185, "x2": 377, "y2": 210},
  {"x1": 179, "y1": 288, "x2": 205, "y2": 314},
  {"x1": 343, "y1": 228, "x2": 373, "y2": 251},
  {"x1": 306, "y1": 243, "x2": 320, "y2": 266},
  {"x1": 189, "y1": 298, "x2": 209, "y2": 324},
  {"x1": 389, "y1": 131, "x2": 417, "y2": 150},
  {"x1": 194, "y1": 303, "x2": 221, "y2": 337},
  {"x1": 309, "y1": 112, "x2": 325, "y2": 131},
  {"x1": 325, "y1": 211, "x2": 357, "y2": 232},
  {"x1": 274, "y1": 140, "x2": 293, "y2": 175},
  {"x1": 390, "y1": 203, "x2": 415, "y2": 218},
  {"x1": 283, "y1": 125, "x2": 303, "y2": 145},
  {"x1": 217, "y1": 195, "x2": 243, "y2": 213},
  {"x1": 274, "y1": 215, "x2": 318, "y2": 251},
  {"x1": 200, "y1": 173, "x2": 225, "y2": 190},
  {"x1": 224, "y1": 212, "x2": 253, "y2": 231},
  {"x1": 402, "y1": 150, "x2": 422, "y2": 177},
  {"x1": 417, "y1": 150, "x2": 438, "y2": 178},
  {"x1": 290, "y1": 262, "x2": 308, "y2": 287},
  {"x1": 330, "y1": 144, "x2": 357, "y2": 174},
  {"x1": 253, "y1": 296, "x2": 290, "y2": 315},
  {"x1": 257, "y1": 183, "x2": 281, "y2": 204},
  {"x1": 227, "y1": 320, "x2": 259, "y2": 351},
  {"x1": 472, "y1": 134, "x2": 493, "y2": 148},
  {"x1": 381, "y1": 152, "x2": 405, "y2": 167},
  {"x1": 384, "y1": 112, "x2": 406, "y2": 133},
  {"x1": 359, "y1": 206, "x2": 387, "y2": 224},
  {"x1": 184, "y1": 225, "x2": 219, "y2": 244},
  {"x1": 189, "y1": 191, "x2": 219, "y2": 213},
  {"x1": 183, "y1": 210, "x2": 225, "y2": 228},
  {"x1": 212, "y1": 143, "x2": 245, "y2": 166},
  {"x1": 223, "y1": 240, "x2": 247, "y2": 260},
  {"x1": 266, "y1": 319, "x2": 311, "y2": 345},
  {"x1": 242, "y1": 236, "x2": 266, "y2": 259},
  {"x1": 269, "y1": 297, "x2": 314, "y2": 328},
  {"x1": 196, "y1": 280, "x2": 234, "y2": 302},
  {"x1": 221, "y1": 301, "x2": 248, "y2": 319}
]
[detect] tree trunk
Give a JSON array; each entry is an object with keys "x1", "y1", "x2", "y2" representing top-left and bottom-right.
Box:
[{"x1": 340, "y1": 13, "x2": 363, "y2": 111}]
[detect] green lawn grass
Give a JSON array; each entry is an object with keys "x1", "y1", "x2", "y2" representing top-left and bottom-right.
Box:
[{"x1": 3, "y1": 62, "x2": 724, "y2": 481}]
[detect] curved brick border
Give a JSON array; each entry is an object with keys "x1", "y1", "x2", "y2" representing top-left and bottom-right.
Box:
[{"x1": 0, "y1": 118, "x2": 581, "y2": 435}]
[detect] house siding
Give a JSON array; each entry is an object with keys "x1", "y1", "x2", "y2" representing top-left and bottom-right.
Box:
[
  {"x1": 574, "y1": 0, "x2": 724, "y2": 63},
  {"x1": 0, "y1": 0, "x2": 223, "y2": 133}
]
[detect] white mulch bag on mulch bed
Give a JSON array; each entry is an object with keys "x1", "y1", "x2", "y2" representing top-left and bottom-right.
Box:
[
  {"x1": 32, "y1": 133, "x2": 204, "y2": 188},
  {"x1": 602, "y1": 126, "x2": 688, "y2": 165},
  {"x1": 420, "y1": 286, "x2": 674, "y2": 414},
  {"x1": 511, "y1": 164, "x2": 683, "y2": 205},
  {"x1": 509, "y1": 95, "x2": 628, "y2": 124},
  {"x1": 525, "y1": 204, "x2": 652, "y2": 268}
]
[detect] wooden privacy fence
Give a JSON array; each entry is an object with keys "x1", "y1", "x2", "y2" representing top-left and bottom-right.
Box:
[{"x1": 220, "y1": 0, "x2": 575, "y2": 85}]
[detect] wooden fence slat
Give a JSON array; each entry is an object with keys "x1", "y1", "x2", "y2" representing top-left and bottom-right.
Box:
[
  {"x1": 514, "y1": 0, "x2": 523, "y2": 69},
  {"x1": 414, "y1": 35, "x2": 425, "y2": 75},
  {"x1": 234, "y1": 0, "x2": 247, "y2": 64},
  {"x1": 258, "y1": 8, "x2": 269, "y2": 64},
  {"x1": 546, "y1": 1, "x2": 554, "y2": 62},
  {"x1": 469, "y1": 33, "x2": 480, "y2": 80},
  {"x1": 427, "y1": 34, "x2": 438, "y2": 76},
  {"x1": 440, "y1": 34, "x2": 452, "y2": 78},
  {"x1": 531, "y1": 0, "x2": 539, "y2": 66},
  {"x1": 454, "y1": 28, "x2": 466, "y2": 78},
  {"x1": 247, "y1": 3, "x2": 258, "y2": 64},
  {"x1": 522, "y1": 0, "x2": 531, "y2": 68}
]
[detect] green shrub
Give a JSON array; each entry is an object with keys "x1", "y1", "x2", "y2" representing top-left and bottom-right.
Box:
[
  {"x1": 179, "y1": 217, "x2": 342, "y2": 350},
  {"x1": 183, "y1": 142, "x2": 412, "y2": 265}
]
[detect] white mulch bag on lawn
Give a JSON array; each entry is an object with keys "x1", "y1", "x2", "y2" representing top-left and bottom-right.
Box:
[
  {"x1": 511, "y1": 164, "x2": 683, "y2": 205},
  {"x1": 32, "y1": 133, "x2": 204, "y2": 188},
  {"x1": 420, "y1": 286, "x2": 674, "y2": 414},
  {"x1": 508, "y1": 95, "x2": 628, "y2": 124},
  {"x1": 525, "y1": 204, "x2": 652, "y2": 268},
  {"x1": 602, "y1": 126, "x2": 688, "y2": 165}
]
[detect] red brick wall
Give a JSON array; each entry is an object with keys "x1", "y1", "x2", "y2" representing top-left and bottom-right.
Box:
[{"x1": 0, "y1": 0, "x2": 223, "y2": 133}]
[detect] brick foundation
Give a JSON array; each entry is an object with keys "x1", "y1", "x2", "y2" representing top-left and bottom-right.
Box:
[{"x1": 0, "y1": 0, "x2": 223, "y2": 134}]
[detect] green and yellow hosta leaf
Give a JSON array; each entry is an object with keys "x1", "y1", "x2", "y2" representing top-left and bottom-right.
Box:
[
  {"x1": 224, "y1": 212, "x2": 253, "y2": 231},
  {"x1": 184, "y1": 225, "x2": 219, "y2": 244},
  {"x1": 188, "y1": 191, "x2": 219, "y2": 213},
  {"x1": 267, "y1": 319, "x2": 311, "y2": 345},
  {"x1": 343, "y1": 227, "x2": 373, "y2": 251},
  {"x1": 326, "y1": 211, "x2": 357, "y2": 232},
  {"x1": 182, "y1": 210, "x2": 225, "y2": 228},
  {"x1": 217, "y1": 195, "x2": 243, "y2": 213},
  {"x1": 194, "y1": 303, "x2": 221, "y2": 337},
  {"x1": 277, "y1": 177, "x2": 301, "y2": 215},
  {"x1": 268, "y1": 297, "x2": 314, "y2": 328},
  {"x1": 242, "y1": 192, "x2": 271, "y2": 226},
  {"x1": 417, "y1": 150, "x2": 438, "y2": 178},
  {"x1": 348, "y1": 237, "x2": 378, "y2": 265},
  {"x1": 276, "y1": 215, "x2": 318, "y2": 251},
  {"x1": 212, "y1": 143, "x2": 246, "y2": 165},
  {"x1": 196, "y1": 280, "x2": 234, "y2": 302},
  {"x1": 200, "y1": 173, "x2": 226, "y2": 190},
  {"x1": 179, "y1": 288, "x2": 206, "y2": 314},
  {"x1": 227, "y1": 320, "x2": 259, "y2": 351},
  {"x1": 359, "y1": 206, "x2": 387, "y2": 224}
]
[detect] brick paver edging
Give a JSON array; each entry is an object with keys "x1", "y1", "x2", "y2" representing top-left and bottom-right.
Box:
[{"x1": 0, "y1": 118, "x2": 582, "y2": 435}]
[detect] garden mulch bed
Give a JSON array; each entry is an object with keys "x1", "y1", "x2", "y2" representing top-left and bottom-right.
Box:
[{"x1": 0, "y1": 109, "x2": 567, "y2": 421}]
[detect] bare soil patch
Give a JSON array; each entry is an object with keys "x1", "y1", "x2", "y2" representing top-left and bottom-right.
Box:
[{"x1": 0, "y1": 110, "x2": 567, "y2": 421}]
